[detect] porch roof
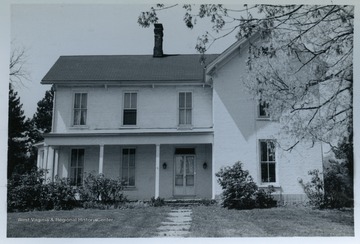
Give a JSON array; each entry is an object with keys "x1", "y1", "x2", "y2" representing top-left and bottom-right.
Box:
[{"x1": 43, "y1": 130, "x2": 213, "y2": 146}]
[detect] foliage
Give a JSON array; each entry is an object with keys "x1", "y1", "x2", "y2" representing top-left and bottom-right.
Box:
[
  {"x1": 216, "y1": 161, "x2": 276, "y2": 209},
  {"x1": 299, "y1": 162, "x2": 353, "y2": 209},
  {"x1": 149, "y1": 197, "x2": 165, "y2": 207},
  {"x1": 7, "y1": 169, "x2": 78, "y2": 212},
  {"x1": 27, "y1": 88, "x2": 55, "y2": 167},
  {"x1": 138, "y1": 4, "x2": 353, "y2": 150},
  {"x1": 8, "y1": 83, "x2": 32, "y2": 177},
  {"x1": 7, "y1": 169, "x2": 45, "y2": 212},
  {"x1": 299, "y1": 169, "x2": 325, "y2": 208},
  {"x1": 78, "y1": 173, "x2": 127, "y2": 207}
]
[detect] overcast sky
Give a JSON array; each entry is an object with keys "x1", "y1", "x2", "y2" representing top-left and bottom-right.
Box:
[{"x1": 10, "y1": 3, "x2": 241, "y2": 118}]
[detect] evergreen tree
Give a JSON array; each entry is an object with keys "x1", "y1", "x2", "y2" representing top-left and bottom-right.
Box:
[
  {"x1": 27, "y1": 87, "x2": 54, "y2": 165},
  {"x1": 8, "y1": 84, "x2": 30, "y2": 177}
]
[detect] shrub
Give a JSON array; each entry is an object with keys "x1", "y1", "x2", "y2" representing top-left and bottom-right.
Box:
[
  {"x1": 79, "y1": 173, "x2": 127, "y2": 207},
  {"x1": 216, "y1": 161, "x2": 276, "y2": 209},
  {"x1": 299, "y1": 161, "x2": 353, "y2": 209},
  {"x1": 47, "y1": 177, "x2": 78, "y2": 210},
  {"x1": 149, "y1": 197, "x2": 165, "y2": 207},
  {"x1": 7, "y1": 169, "x2": 78, "y2": 211},
  {"x1": 7, "y1": 169, "x2": 46, "y2": 212}
]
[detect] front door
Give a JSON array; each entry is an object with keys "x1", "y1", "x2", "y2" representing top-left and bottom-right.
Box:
[{"x1": 174, "y1": 155, "x2": 196, "y2": 196}]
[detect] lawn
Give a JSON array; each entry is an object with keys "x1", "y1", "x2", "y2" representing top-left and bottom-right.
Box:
[
  {"x1": 7, "y1": 205, "x2": 354, "y2": 237},
  {"x1": 189, "y1": 205, "x2": 354, "y2": 237},
  {"x1": 7, "y1": 206, "x2": 172, "y2": 237}
]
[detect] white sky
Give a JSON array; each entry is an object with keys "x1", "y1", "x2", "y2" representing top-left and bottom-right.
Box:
[{"x1": 10, "y1": 3, "x2": 241, "y2": 118}]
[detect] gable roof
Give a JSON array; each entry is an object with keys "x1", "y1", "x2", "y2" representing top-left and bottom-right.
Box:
[{"x1": 41, "y1": 54, "x2": 219, "y2": 84}]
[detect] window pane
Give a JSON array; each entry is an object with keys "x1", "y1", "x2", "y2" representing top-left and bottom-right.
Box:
[
  {"x1": 179, "y1": 93, "x2": 185, "y2": 108},
  {"x1": 260, "y1": 141, "x2": 268, "y2": 161},
  {"x1": 76, "y1": 168, "x2": 83, "y2": 186},
  {"x1": 81, "y1": 93, "x2": 87, "y2": 109},
  {"x1": 185, "y1": 93, "x2": 192, "y2": 108},
  {"x1": 268, "y1": 163, "x2": 276, "y2": 182},
  {"x1": 186, "y1": 175, "x2": 194, "y2": 186},
  {"x1": 78, "y1": 149, "x2": 84, "y2": 167},
  {"x1": 73, "y1": 110, "x2": 80, "y2": 125},
  {"x1": 71, "y1": 149, "x2": 78, "y2": 167},
  {"x1": 74, "y1": 93, "x2": 81, "y2": 108},
  {"x1": 259, "y1": 101, "x2": 269, "y2": 117},
  {"x1": 129, "y1": 168, "x2": 135, "y2": 186},
  {"x1": 268, "y1": 141, "x2": 275, "y2": 161},
  {"x1": 123, "y1": 109, "x2": 137, "y2": 125},
  {"x1": 124, "y1": 93, "x2": 131, "y2": 108},
  {"x1": 261, "y1": 163, "x2": 269, "y2": 182},
  {"x1": 80, "y1": 110, "x2": 87, "y2": 125},
  {"x1": 186, "y1": 109, "x2": 192, "y2": 124},
  {"x1": 179, "y1": 109, "x2": 185, "y2": 124},
  {"x1": 131, "y1": 93, "x2": 137, "y2": 109},
  {"x1": 175, "y1": 176, "x2": 183, "y2": 186}
]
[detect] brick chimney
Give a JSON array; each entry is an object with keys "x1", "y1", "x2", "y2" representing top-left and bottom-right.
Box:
[{"x1": 153, "y1": 23, "x2": 164, "y2": 57}]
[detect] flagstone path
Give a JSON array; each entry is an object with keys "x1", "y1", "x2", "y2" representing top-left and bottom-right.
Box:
[{"x1": 157, "y1": 208, "x2": 192, "y2": 237}]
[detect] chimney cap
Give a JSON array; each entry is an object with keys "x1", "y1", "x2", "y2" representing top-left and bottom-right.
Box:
[{"x1": 154, "y1": 23, "x2": 163, "y2": 29}]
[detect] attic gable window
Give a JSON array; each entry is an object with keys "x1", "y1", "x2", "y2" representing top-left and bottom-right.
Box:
[
  {"x1": 258, "y1": 100, "x2": 270, "y2": 118},
  {"x1": 123, "y1": 92, "x2": 137, "y2": 125},
  {"x1": 73, "y1": 93, "x2": 87, "y2": 126}
]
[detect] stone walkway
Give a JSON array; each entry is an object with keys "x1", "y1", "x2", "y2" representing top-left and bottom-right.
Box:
[{"x1": 157, "y1": 208, "x2": 192, "y2": 237}]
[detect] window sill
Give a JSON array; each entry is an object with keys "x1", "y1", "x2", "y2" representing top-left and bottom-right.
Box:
[
  {"x1": 123, "y1": 186, "x2": 137, "y2": 191},
  {"x1": 121, "y1": 125, "x2": 138, "y2": 128},
  {"x1": 177, "y1": 125, "x2": 193, "y2": 130},
  {"x1": 69, "y1": 126, "x2": 90, "y2": 130},
  {"x1": 256, "y1": 117, "x2": 271, "y2": 121},
  {"x1": 259, "y1": 183, "x2": 280, "y2": 188}
]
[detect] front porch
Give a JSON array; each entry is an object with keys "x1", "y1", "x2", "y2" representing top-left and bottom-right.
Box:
[{"x1": 37, "y1": 131, "x2": 214, "y2": 200}]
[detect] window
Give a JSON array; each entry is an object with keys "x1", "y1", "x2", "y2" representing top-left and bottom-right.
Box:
[
  {"x1": 122, "y1": 148, "x2": 135, "y2": 186},
  {"x1": 123, "y1": 92, "x2": 137, "y2": 125},
  {"x1": 179, "y1": 92, "x2": 192, "y2": 125},
  {"x1": 260, "y1": 140, "x2": 276, "y2": 183},
  {"x1": 70, "y1": 149, "x2": 85, "y2": 186},
  {"x1": 258, "y1": 100, "x2": 270, "y2": 118},
  {"x1": 73, "y1": 93, "x2": 87, "y2": 125}
]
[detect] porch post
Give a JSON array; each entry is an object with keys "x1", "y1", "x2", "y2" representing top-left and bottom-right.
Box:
[
  {"x1": 155, "y1": 144, "x2": 160, "y2": 198},
  {"x1": 46, "y1": 147, "x2": 54, "y2": 182},
  {"x1": 99, "y1": 144, "x2": 104, "y2": 174},
  {"x1": 54, "y1": 148, "x2": 59, "y2": 180},
  {"x1": 43, "y1": 145, "x2": 49, "y2": 171}
]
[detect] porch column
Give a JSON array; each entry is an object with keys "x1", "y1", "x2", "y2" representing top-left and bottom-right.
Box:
[
  {"x1": 46, "y1": 147, "x2": 54, "y2": 182},
  {"x1": 155, "y1": 144, "x2": 160, "y2": 198},
  {"x1": 54, "y1": 149, "x2": 59, "y2": 179},
  {"x1": 36, "y1": 149, "x2": 41, "y2": 169},
  {"x1": 99, "y1": 144, "x2": 104, "y2": 174},
  {"x1": 43, "y1": 145, "x2": 49, "y2": 171}
]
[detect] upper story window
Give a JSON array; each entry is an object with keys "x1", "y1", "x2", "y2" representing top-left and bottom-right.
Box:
[
  {"x1": 70, "y1": 148, "x2": 85, "y2": 186},
  {"x1": 258, "y1": 100, "x2": 270, "y2": 118},
  {"x1": 260, "y1": 140, "x2": 276, "y2": 183},
  {"x1": 123, "y1": 92, "x2": 137, "y2": 125},
  {"x1": 73, "y1": 93, "x2": 87, "y2": 126},
  {"x1": 179, "y1": 92, "x2": 192, "y2": 125}
]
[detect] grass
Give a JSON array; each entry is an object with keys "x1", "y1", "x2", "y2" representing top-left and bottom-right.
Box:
[
  {"x1": 7, "y1": 206, "x2": 171, "y2": 237},
  {"x1": 189, "y1": 205, "x2": 354, "y2": 237},
  {"x1": 7, "y1": 205, "x2": 354, "y2": 237}
]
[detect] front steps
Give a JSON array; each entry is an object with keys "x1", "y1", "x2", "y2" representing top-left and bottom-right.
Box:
[{"x1": 164, "y1": 199, "x2": 216, "y2": 207}]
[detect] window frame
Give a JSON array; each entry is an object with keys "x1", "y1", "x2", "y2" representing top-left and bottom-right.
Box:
[
  {"x1": 72, "y1": 92, "x2": 88, "y2": 126},
  {"x1": 178, "y1": 91, "x2": 193, "y2": 126},
  {"x1": 122, "y1": 92, "x2": 138, "y2": 126},
  {"x1": 259, "y1": 140, "x2": 277, "y2": 184},
  {"x1": 258, "y1": 99, "x2": 270, "y2": 119},
  {"x1": 121, "y1": 148, "x2": 136, "y2": 187},
  {"x1": 70, "y1": 148, "x2": 85, "y2": 186}
]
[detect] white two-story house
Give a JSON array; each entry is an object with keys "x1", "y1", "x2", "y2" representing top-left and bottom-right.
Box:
[{"x1": 37, "y1": 24, "x2": 323, "y2": 203}]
